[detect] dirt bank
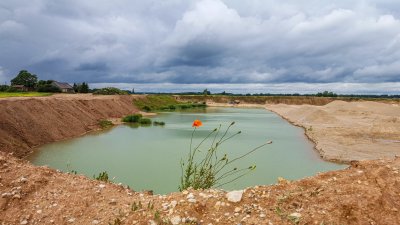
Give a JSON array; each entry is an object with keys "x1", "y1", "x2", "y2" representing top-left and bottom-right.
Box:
[
  {"x1": 266, "y1": 101, "x2": 400, "y2": 163},
  {"x1": 0, "y1": 94, "x2": 139, "y2": 158},
  {"x1": 1, "y1": 152, "x2": 399, "y2": 225}
]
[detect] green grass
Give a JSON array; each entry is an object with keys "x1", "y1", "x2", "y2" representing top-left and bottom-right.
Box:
[
  {"x1": 133, "y1": 95, "x2": 206, "y2": 111},
  {"x1": 0, "y1": 92, "x2": 53, "y2": 98},
  {"x1": 98, "y1": 120, "x2": 113, "y2": 129}
]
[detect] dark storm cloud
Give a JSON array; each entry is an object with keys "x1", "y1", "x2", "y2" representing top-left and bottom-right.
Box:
[{"x1": 0, "y1": 0, "x2": 400, "y2": 88}]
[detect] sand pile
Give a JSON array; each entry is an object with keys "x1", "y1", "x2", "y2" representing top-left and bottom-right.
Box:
[
  {"x1": 0, "y1": 94, "x2": 139, "y2": 158},
  {"x1": 267, "y1": 100, "x2": 400, "y2": 162}
]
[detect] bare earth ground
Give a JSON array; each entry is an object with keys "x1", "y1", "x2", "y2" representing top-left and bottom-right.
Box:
[
  {"x1": 1, "y1": 95, "x2": 400, "y2": 224},
  {"x1": 266, "y1": 101, "x2": 400, "y2": 163},
  {"x1": 1, "y1": 152, "x2": 399, "y2": 225},
  {"x1": 0, "y1": 94, "x2": 140, "y2": 158}
]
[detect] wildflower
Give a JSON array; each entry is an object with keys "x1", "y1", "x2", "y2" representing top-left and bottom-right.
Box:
[{"x1": 192, "y1": 119, "x2": 203, "y2": 127}]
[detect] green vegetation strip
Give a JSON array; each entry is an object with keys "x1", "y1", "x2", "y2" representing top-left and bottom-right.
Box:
[
  {"x1": 0, "y1": 92, "x2": 53, "y2": 98},
  {"x1": 133, "y1": 95, "x2": 206, "y2": 111}
]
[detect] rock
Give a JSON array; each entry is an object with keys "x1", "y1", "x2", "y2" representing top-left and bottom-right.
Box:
[
  {"x1": 289, "y1": 212, "x2": 301, "y2": 219},
  {"x1": 20, "y1": 177, "x2": 28, "y2": 183},
  {"x1": 148, "y1": 220, "x2": 156, "y2": 225},
  {"x1": 109, "y1": 199, "x2": 117, "y2": 205},
  {"x1": 68, "y1": 218, "x2": 76, "y2": 223},
  {"x1": 2, "y1": 192, "x2": 11, "y2": 198},
  {"x1": 36, "y1": 209, "x2": 42, "y2": 214},
  {"x1": 20, "y1": 220, "x2": 28, "y2": 225},
  {"x1": 13, "y1": 194, "x2": 21, "y2": 199},
  {"x1": 260, "y1": 213, "x2": 266, "y2": 218},
  {"x1": 170, "y1": 216, "x2": 181, "y2": 225},
  {"x1": 226, "y1": 190, "x2": 244, "y2": 203},
  {"x1": 186, "y1": 193, "x2": 194, "y2": 199},
  {"x1": 170, "y1": 200, "x2": 177, "y2": 208},
  {"x1": 182, "y1": 190, "x2": 188, "y2": 195},
  {"x1": 98, "y1": 184, "x2": 106, "y2": 189},
  {"x1": 234, "y1": 207, "x2": 241, "y2": 213},
  {"x1": 92, "y1": 220, "x2": 99, "y2": 224},
  {"x1": 188, "y1": 198, "x2": 196, "y2": 203}
]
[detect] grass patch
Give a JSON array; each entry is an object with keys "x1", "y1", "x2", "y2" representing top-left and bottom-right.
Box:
[
  {"x1": 0, "y1": 92, "x2": 53, "y2": 98},
  {"x1": 98, "y1": 120, "x2": 113, "y2": 129},
  {"x1": 133, "y1": 95, "x2": 206, "y2": 112}
]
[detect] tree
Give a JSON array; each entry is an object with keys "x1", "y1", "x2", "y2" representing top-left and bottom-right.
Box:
[
  {"x1": 11, "y1": 70, "x2": 38, "y2": 88},
  {"x1": 79, "y1": 82, "x2": 89, "y2": 93},
  {"x1": 73, "y1": 83, "x2": 79, "y2": 92}
]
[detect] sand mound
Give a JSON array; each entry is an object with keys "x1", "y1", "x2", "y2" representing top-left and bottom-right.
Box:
[{"x1": 0, "y1": 94, "x2": 139, "y2": 158}]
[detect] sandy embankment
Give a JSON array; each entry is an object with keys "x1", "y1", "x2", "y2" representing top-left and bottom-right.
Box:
[
  {"x1": 266, "y1": 101, "x2": 400, "y2": 162},
  {"x1": 0, "y1": 94, "x2": 140, "y2": 158}
]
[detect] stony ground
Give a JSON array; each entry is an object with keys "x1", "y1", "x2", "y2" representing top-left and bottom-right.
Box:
[{"x1": 1, "y1": 152, "x2": 399, "y2": 225}]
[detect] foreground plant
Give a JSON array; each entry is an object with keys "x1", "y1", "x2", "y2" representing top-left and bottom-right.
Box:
[{"x1": 179, "y1": 120, "x2": 272, "y2": 191}]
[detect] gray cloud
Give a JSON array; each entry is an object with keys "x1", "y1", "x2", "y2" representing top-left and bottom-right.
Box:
[{"x1": 0, "y1": 0, "x2": 400, "y2": 92}]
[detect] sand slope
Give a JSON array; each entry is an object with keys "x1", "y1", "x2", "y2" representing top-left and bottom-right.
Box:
[
  {"x1": 0, "y1": 94, "x2": 139, "y2": 158},
  {"x1": 266, "y1": 101, "x2": 400, "y2": 162}
]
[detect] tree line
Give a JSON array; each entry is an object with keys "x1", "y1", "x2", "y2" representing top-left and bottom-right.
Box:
[{"x1": 0, "y1": 70, "x2": 89, "y2": 93}]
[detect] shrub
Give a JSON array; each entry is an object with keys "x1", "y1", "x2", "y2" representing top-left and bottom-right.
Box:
[
  {"x1": 138, "y1": 118, "x2": 152, "y2": 125},
  {"x1": 93, "y1": 87, "x2": 128, "y2": 95},
  {"x1": 179, "y1": 120, "x2": 272, "y2": 191},
  {"x1": 94, "y1": 171, "x2": 109, "y2": 182},
  {"x1": 153, "y1": 121, "x2": 166, "y2": 126},
  {"x1": 122, "y1": 114, "x2": 142, "y2": 123},
  {"x1": 37, "y1": 84, "x2": 62, "y2": 93},
  {"x1": 0, "y1": 85, "x2": 9, "y2": 92},
  {"x1": 98, "y1": 120, "x2": 113, "y2": 129}
]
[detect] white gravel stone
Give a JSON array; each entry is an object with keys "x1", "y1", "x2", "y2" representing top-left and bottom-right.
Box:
[
  {"x1": 289, "y1": 212, "x2": 301, "y2": 219},
  {"x1": 20, "y1": 220, "x2": 28, "y2": 225},
  {"x1": 226, "y1": 190, "x2": 244, "y2": 203},
  {"x1": 170, "y1": 216, "x2": 181, "y2": 225},
  {"x1": 186, "y1": 193, "x2": 194, "y2": 199}
]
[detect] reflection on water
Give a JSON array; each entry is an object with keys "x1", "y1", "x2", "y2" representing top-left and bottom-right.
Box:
[{"x1": 28, "y1": 107, "x2": 346, "y2": 194}]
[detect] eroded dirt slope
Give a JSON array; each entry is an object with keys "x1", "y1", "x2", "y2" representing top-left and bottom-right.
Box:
[
  {"x1": 1, "y1": 153, "x2": 399, "y2": 225},
  {"x1": 0, "y1": 94, "x2": 139, "y2": 158}
]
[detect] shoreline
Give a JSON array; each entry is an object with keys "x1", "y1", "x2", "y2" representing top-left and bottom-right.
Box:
[
  {"x1": 205, "y1": 102, "x2": 346, "y2": 164},
  {"x1": 204, "y1": 100, "x2": 400, "y2": 163}
]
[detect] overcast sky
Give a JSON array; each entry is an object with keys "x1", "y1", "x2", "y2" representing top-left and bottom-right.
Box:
[{"x1": 1, "y1": 0, "x2": 400, "y2": 94}]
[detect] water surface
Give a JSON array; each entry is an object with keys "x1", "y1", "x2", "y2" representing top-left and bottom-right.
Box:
[{"x1": 29, "y1": 107, "x2": 345, "y2": 194}]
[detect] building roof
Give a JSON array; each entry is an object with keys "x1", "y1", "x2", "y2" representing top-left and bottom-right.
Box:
[{"x1": 52, "y1": 81, "x2": 73, "y2": 89}]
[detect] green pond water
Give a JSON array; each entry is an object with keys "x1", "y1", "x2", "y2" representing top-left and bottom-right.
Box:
[{"x1": 28, "y1": 107, "x2": 346, "y2": 194}]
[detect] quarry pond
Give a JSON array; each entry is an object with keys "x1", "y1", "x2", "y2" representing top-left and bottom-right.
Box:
[{"x1": 28, "y1": 107, "x2": 345, "y2": 194}]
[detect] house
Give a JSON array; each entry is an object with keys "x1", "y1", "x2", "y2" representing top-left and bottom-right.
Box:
[
  {"x1": 11, "y1": 85, "x2": 35, "y2": 92},
  {"x1": 51, "y1": 81, "x2": 75, "y2": 93}
]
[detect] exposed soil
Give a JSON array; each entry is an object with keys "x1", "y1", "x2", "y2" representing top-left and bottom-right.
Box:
[
  {"x1": 0, "y1": 94, "x2": 140, "y2": 158},
  {"x1": 266, "y1": 101, "x2": 400, "y2": 163},
  {"x1": 1, "y1": 152, "x2": 399, "y2": 225}
]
